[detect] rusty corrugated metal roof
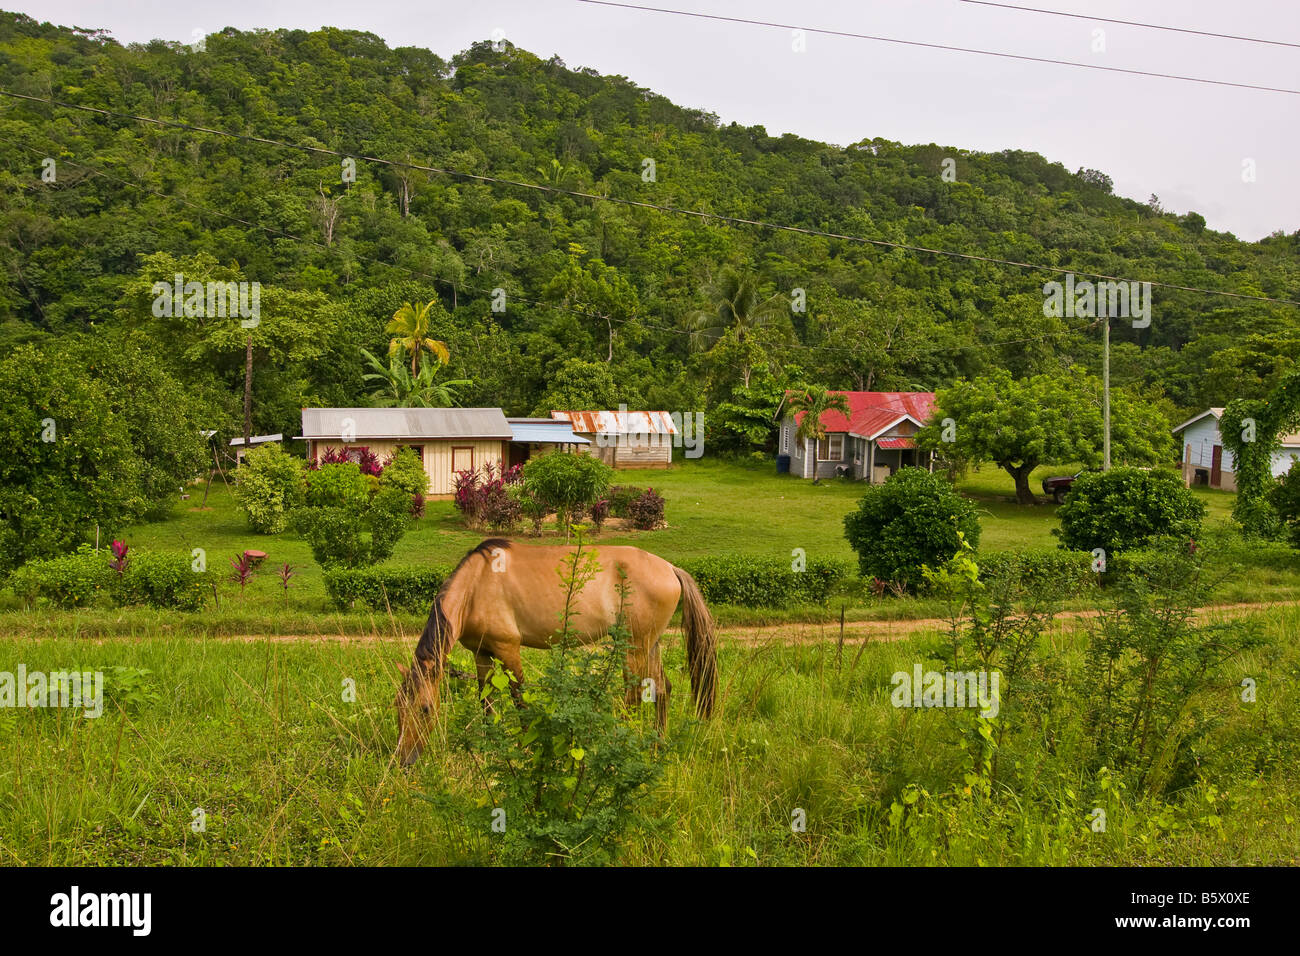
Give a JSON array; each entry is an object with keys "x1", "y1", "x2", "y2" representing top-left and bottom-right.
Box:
[
  {"x1": 790, "y1": 391, "x2": 935, "y2": 440},
  {"x1": 551, "y1": 410, "x2": 680, "y2": 435}
]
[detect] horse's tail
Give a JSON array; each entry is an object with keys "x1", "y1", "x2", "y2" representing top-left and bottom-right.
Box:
[{"x1": 673, "y1": 566, "x2": 717, "y2": 718}]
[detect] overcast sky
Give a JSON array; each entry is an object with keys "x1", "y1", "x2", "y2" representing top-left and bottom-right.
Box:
[{"x1": 11, "y1": 0, "x2": 1300, "y2": 239}]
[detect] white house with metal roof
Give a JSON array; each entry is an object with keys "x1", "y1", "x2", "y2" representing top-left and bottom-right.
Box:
[
  {"x1": 298, "y1": 408, "x2": 586, "y2": 495},
  {"x1": 1172, "y1": 407, "x2": 1300, "y2": 491}
]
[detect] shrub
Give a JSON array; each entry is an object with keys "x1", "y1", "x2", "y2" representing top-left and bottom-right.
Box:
[
  {"x1": 522, "y1": 451, "x2": 613, "y2": 532},
  {"x1": 626, "y1": 487, "x2": 665, "y2": 530},
  {"x1": 453, "y1": 462, "x2": 522, "y2": 531},
  {"x1": 380, "y1": 447, "x2": 430, "y2": 501},
  {"x1": 305, "y1": 461, "x2": 371, "y2": 510},
  {"x1": 589, "y1": 498, "x2": 610, "y2": 531},
  {"x1": 9, "y1": 548, "x2": 116, "y2": 608},
  {"x1": 10, "y1": 546, "x2": 204, "y2": 610},
  {"x1": 233, "y1": 442, "x2": 306, "y2": 534},
  {"x1": 978, "y1": 547, "x2": 1097, "y2": 596},
  {"x1": 680, "y1": 555, "x2": 852, "y2": 607},
  {"x1": 606, "y1": 485, "x2": 645, "y2": 518},
  {"x1": 842, "y1": 467, "x2": 981, "y2": 591},
  {"x1": 323, "y1": 565, "x2": 450, "y2": 612},
  {"x1": 125, "y1": 550, "x2": 206, "y2": 611},
  {"x1": 295, "y1": 487, "x2": 413, "y2": 570},
  {"x1": 1269, "y1": 459, "x2": 1300, "y2": 548},
  {"x1": 1055, "y1": 467, "x2": 1205, "y2": 555}
]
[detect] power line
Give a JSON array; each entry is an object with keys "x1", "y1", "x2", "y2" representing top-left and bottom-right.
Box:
[
  {"x1": 9, "y1": 135, "x2": 1102, "y2": 364},
  {"x1": 5, "y1": 89, "x2": 1296, "y2": 308},
  {"x1": 573, "y1": 0, "x2": 1300, "y2": 95},
  {"x1": 958, "y1": 1, "x2": 1300, "y2": 50}
]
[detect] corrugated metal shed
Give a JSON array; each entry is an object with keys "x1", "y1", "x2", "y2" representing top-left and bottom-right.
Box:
[
  {"x1": 551, "y1": 410, "x2": 680, "y2": 435},
  {"x1": 508, "y1": 421, "x2": 590, "y2": 444},
  {"x1": 299, "y1": 408, "x2": 512, "y2": 440}
]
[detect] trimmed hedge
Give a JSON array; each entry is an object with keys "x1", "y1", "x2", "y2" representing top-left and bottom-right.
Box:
[
  {"x1": 9, "y1": 547, "x2": 206, "y2": 610},
  {"x1": 323, "y1": 565, "x2": 451, "y2": 612},
  {"x1": 680, "y1": 555, "x2": 853, "y2": 608},
  {"x1": 977, "y1": 548, "x2": 1097, "y2": 593}
]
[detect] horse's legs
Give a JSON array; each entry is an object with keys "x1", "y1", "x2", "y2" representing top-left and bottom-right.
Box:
[
  {"x1": 624, "y1": 642, "x2": 650, "y2": 711},
  {"x1": 496, "y1": 646, "x2": 526, "y2": 708},
  {"x1": 649, "y1": 640, "x2": 670, "y2": 732},
  {"x1": 474, "y1": 650, "x2": 497, "y2": 716}
]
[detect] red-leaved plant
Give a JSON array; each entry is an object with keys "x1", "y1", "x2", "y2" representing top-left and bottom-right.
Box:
[
  {"x1": 108, "y1": 539, "x2": 130, "y2": 575},
  {"x1": 230, "y1": 553, "x2": 257, "y2": 594}
]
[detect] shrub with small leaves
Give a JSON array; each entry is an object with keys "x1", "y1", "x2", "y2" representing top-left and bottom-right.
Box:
[
  {"x1": 626, "y1": 487, "x2": 665, "y2": 531},
  {"x1": 1056, "y1": 467, "x2": 1205, "y2": 555},
  {"x1": 233, "y1": 442, "x2": 306, "y2": 534}
]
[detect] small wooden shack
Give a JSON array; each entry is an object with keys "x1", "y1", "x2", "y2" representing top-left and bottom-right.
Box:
[{"x1": 551, "y1": 410, "x2": 678, "y2": 468}]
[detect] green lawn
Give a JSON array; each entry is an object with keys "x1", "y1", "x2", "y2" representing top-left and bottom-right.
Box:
[{"x1": 0, "y1": 457, "x2": 1285, "y2": 634}]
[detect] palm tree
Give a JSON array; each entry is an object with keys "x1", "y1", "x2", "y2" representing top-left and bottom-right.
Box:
[
  {"x1": 689, "y1": 268, "x2": 784, "y2": 387},
  {"x1": 360, "y1": 346, "x2": 470, "y2": 408},
  {"x1": 788, "y1": 384, "x2": 851, "y2": 484},
  {"x1": 387, "y1": 301, "x2": 451, "y2": 377}
]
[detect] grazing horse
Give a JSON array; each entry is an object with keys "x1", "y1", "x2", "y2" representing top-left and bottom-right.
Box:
[{"x1": 395, "y1": 539, "x2": 717, "y2": 766}]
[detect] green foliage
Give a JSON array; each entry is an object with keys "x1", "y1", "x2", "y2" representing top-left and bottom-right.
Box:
[
  {"x1": 1055, "y1": 467, "x2": 1205, "y2": 555},
  {"x1": 305, "y1": 462, "x2": 371, "y2": 510},
  {"x1": 442, "y1": 542, "x2": 665, "y2": 865},
  {"x1": 521, "y1": 451, "x2": 613, "y2": 531},
  {"x1": 322, "y1": 565, "x2": 450, "y2": 611},
  {"x1": 233, "y1": 442, "x2": 306, "y2": 534},
  {"x1": 605, "y1": 485, "x2": 645, "y2": 518},
  {"x1": 0, "y1": 338, "x2": 208, "y2": 572},
  {"x1": 1222, "y1": 369, "x2": 1300, "y2": 536},
  {"x1": 977, "y1": 547, "x2": 1096, "y2": 595},
  {"x1": 533, "y1": 359, "x2": 630, "y2": 416},
  {"x1": 9, "y1": 546, "x2": 204, "y2": 610},
  {"x1": 1078, "y1": 540, "x2": 1265, "y2": 795},
  {"x1": 843, "y1": 468, "x2": 981, "y2": 590},
  {"x1": 917, "y1": 368, "x2": 1174, "y2": 504},
  {"x1": 378, "y1": 447, "x2": 431, "y2": 498},
  {"x1": 1269, "y1": 460, "x2": 1300, "y2": 548},
  {"x1": 681, "y1": 555, "x2": 852, "y2": 607},
  {"x1": 294, "y1": 486, "x2": 413, "y2": 569}
]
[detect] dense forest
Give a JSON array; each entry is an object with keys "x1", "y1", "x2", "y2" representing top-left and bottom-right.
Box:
[{"x1": 2, "y1": 10, "x2": 1299, "y2": 455}]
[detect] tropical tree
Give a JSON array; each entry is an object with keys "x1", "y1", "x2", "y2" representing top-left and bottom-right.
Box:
[
  {"x1": 360, "y1": 346, "x2": 470, "y2": 407},
  {"x1": 916, "y1": 368, "x2": 1173, "y2": 505},
  {"x1": 788, "y1": 384, "x2": 851, "y2": 484},
  {"x1": 690, "y1": 268, "x2": 787, "y2": 388},
  {"x1": 387, "y1": 300, "x2": 451, "y2": 377}
]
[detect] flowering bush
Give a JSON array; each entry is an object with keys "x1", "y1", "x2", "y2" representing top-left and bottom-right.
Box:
[{"x1": 453, "y1": 462, "x2": 523, "y2": 531}]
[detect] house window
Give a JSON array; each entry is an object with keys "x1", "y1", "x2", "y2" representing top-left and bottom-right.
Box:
[{"x1": 817, "y1": 435, "x2": 844, "y2": 461}]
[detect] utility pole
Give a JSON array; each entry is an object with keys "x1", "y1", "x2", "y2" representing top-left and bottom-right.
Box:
[{"x1": 1102, "y1": 312, "x2": 1111, "y2": 471}]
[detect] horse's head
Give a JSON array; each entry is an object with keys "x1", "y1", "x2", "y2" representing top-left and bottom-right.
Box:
[{"x1": 394, "y1": 659, "x2": 439, "y2": 767}]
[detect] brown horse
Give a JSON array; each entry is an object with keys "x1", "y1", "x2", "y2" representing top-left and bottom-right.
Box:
[{"x1": 395, "y1": 538, "x2": 717, "y2": 766}]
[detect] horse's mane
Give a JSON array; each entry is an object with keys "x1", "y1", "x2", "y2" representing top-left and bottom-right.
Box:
[{"x1": 413, "y1": 539, "x2": 512, "y2": 664}]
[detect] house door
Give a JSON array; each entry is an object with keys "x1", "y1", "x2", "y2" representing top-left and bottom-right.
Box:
[
  {"x1": 451, "y1": 445, "x2": 474, "y2": 475},
  {"x1": 1211, "y1": 445, "x2": 1222, "y2": 487}
]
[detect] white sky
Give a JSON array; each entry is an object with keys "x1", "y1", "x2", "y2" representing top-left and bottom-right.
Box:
[{"x1": 11, "y1": 0, "x2": 1300, "y2": 239}]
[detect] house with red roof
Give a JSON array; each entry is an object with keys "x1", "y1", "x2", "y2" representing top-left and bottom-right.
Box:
[{"x1": 778, "y1": 391, "x2": 936, "y2": 482}]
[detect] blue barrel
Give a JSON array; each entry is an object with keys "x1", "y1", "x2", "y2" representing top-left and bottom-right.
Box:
[{"x1": 776, "y1": 454, "x2": 791, "y2": 474}]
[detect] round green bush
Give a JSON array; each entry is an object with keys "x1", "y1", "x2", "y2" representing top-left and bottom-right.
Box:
[
  {"x1": 1055, "y1": 466, "x2": 1205, "y2": 555},
  {"x1": 842, "y1": 467, "x2": 981, "y2": 590},
  {"x1": 380, "y1": 447, "x2": 431, "y2": 498},
  {"x1": 232, "y1": 443, "x2": 306, "y2": 534},
  {"x1": 305, "y1": 461, "x2": 371, "y2": 510},
  {"x1": 1268, "y1": 459, "x2": 1300, "y2": 547}
]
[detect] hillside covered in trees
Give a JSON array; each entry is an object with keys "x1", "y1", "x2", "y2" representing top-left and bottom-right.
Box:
[{"x1": 3, "y1": 10, "x2": 1299, "y2": 453}]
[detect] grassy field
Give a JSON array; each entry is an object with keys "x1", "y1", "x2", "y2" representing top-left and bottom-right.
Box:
[
  {"x1": 4, "y1": 458, "x2": 1297, "y2": 866},
  {"x1": 0, "y1": 457, "x2": 1287, "y2": 635},
  {"x1": 3, "y1": 604, "x2": 1296, "y2": 866}
]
